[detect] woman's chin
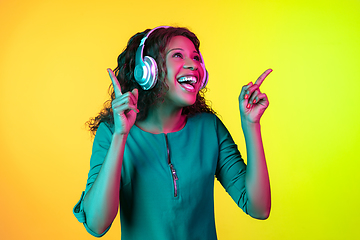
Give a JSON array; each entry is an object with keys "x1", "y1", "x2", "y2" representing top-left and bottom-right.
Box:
[{"x1": 181, "y1": 98, "x2": 197, "y2": 108}]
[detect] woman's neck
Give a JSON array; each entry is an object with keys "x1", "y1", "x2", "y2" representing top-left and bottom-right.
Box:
[{"x1": 136, "y1": 104, "x2": 186, "y2": 134}]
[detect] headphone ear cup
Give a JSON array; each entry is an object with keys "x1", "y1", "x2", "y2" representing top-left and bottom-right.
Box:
[
  {"x1": 200, "y1": 63, "x2": 208, "y2": 89},
  {"x1": 143, "y1": 56, "x2": 158, "y2": 90},
  {"x1": 134, "y1": 64, "x2": 144, "y2": 82}
]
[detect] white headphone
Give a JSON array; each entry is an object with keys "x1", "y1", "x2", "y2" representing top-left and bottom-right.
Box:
[{"x1": 134, "y1": 26, "x2": 208, "y2": 90}]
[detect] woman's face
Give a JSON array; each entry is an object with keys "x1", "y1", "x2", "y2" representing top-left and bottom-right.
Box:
[{"x1": 164, "y1": 35, "x2": 204, "y2": 108}]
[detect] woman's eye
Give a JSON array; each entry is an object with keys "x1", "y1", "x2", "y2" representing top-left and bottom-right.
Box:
[
  {"x1": 193, "y1": 55, "x2": 200, "y2": 61},
  {"x1": 173, "y1": 52, "x2": 183, "y2": 58}
]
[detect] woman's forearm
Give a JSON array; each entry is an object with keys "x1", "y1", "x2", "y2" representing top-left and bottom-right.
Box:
[
  {"x1": 83, "y1": 133, "x2": 127, "y2": 234},
  {"x1": 242, "y1": 121, "x2": 271, "y2": 219}
]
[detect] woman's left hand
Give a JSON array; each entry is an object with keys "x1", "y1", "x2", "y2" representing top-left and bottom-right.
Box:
[{"x1": 239, "y1": 69, "x2": 272, "y2": 124}]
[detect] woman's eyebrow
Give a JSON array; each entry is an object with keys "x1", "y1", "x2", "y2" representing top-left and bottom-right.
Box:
[
  {"x1": 167, "y1": 48, "x2": 184, "y2": 55},
  {"x1": 167, "y1": 48, "x2": 199, "y2": 55}
]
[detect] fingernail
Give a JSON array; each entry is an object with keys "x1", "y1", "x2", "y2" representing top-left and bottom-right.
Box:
[
  {"x1": 247, "y1": 103, "x2": 251, "y2": 109},
  {"x1": 253, "y1": 99, "x2": 256, "y2": 104},
  {"x1": 244, "y1": 94, "x2": 248, "y2": 99}
]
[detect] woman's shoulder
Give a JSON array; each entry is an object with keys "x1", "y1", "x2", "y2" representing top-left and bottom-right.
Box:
[{"x1": 95, "y1": 121, "x2": 115, "y2": 138}]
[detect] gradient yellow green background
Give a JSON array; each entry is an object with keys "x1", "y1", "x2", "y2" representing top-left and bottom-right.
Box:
[{"x1": 1, "y1": 0, "x2": 359, "y2": 239}]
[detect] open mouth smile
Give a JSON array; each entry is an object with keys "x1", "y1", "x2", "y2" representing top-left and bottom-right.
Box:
[{"x1": 177, "y1": 76, "x2": 198, "y2": 92}]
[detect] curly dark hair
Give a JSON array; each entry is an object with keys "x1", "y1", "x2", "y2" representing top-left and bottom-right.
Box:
[{"x1": 86, "y1": 26, "x2": 216, "y2": 135}]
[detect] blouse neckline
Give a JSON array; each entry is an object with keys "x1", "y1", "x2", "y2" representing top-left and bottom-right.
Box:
[{"x1": 133, "y1": 116, "x2": 194, "y2": 136}]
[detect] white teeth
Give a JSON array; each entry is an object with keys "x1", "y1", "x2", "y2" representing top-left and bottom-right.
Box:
[{"x1": 177, "y1": 76, "x2": 197, "y2": 83}]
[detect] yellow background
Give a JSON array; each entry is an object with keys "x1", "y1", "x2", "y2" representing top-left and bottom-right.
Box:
[{"x1": 1, "y1": 0, "x2": 359, "y2": 239}]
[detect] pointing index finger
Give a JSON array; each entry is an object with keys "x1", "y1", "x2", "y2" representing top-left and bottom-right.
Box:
[
  {"x1": 107, "y1": 68, "x2": 122, "y2": 97},
  {"x1": 255, "y1": 69, "x2": 273, "y2": 87}
]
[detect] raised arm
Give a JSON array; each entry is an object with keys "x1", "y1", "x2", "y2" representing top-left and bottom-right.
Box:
[
  {"x1": 83, "y1": 69, "x2": 139, "y2": 235},
  {"x1": 238, "y1": 69, "x2": 272, "y2": 219}
]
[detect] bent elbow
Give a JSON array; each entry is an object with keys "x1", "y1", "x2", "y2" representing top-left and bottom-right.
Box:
[
  {"x1": 84, "y1": 221, "x2": 110, "y2": 238},
  {"x1": 248, "y1": 206, "x2": 271, "y2": 220},
  {"x1": 252, "y1": 210, "x2": 270, "y2": 220}
]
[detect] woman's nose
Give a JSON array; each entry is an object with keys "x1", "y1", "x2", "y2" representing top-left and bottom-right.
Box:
[{"x1": 183, "y1": 57, "x2": 198, "y2": 70}]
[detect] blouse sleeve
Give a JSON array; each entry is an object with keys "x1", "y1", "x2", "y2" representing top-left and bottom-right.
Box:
[
  {"x1": 72, "y1": 122, "x2": 114, "y2": 237},
  {"x1": 214, "y1": 116, "x2": 249, "y2": 214}
]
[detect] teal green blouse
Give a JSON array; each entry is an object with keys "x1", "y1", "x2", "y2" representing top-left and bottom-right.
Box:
[{"x1": 73, "y1": 113, "x2": 248, "y2": 239}]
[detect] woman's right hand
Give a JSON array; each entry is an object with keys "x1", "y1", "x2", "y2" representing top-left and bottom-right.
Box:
[{"x1": 107, "y1": 68, "x2": 139, "y2": 136}]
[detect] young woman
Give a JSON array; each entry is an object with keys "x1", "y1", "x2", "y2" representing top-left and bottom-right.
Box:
[{"x1": 73, "y1": 26, "x2": 271, "y2": 240}]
